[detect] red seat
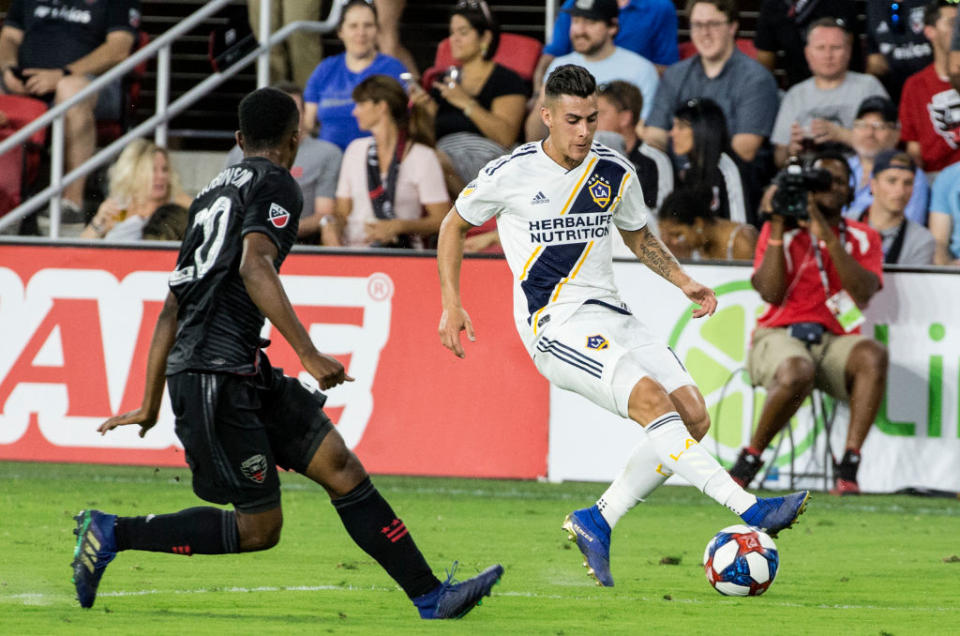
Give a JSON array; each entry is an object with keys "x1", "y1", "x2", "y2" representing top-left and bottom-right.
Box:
[
  {"x1": 678, "y1": 38, "x2": 758, "y2": 61},
  {"x1": 96, "y1": 30, "x2": 151, "y2": 146},
  {"x1": 0, "y1": 95, "x2": 48, "y2": 218},
  {"x1": 421, "y1": 32, "x2": 543, "y2": 92}
]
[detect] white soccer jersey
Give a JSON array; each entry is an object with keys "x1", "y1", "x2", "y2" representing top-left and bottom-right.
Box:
[{"x1": 456, "y1": 140, "x2": 648, "y2": 354}]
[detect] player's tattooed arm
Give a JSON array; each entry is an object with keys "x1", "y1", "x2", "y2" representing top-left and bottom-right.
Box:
[
  {"x1": 623, "y1": 225, "x2": 682, "y2": 281},
  {"x1": 621, "y1": 226, "x2": 717, "y2": 318}
]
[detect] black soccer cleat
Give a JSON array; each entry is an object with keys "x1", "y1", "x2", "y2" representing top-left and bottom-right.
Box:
[
  {"x1": 71, "y1": 509, "x2": 118, "y2": 608},
  {"x1": 414, "y1": 562, "x2": 504, "y2": 619}
]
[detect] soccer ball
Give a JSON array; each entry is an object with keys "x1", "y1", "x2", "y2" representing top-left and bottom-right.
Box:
[{"x1": 703, "y1": 525, "x2": 779, "y2": 596}]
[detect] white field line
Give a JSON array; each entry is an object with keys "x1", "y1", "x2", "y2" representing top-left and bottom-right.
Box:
[{"x1": 3, "y1": 585, "x2": 960, "y2": 613}]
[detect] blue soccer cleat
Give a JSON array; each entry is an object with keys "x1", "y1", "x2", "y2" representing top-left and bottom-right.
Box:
[
  {"x1": 414, "y1": 562, "x2": 504, "y2": 619},
  {"x1": 71, "y1": 509, "x2": 118, "y2": 608},
  {"x1": 562, "y1": 506, "x2": 613, "y2": 587},
  {"x1": 740, "y1": 491, "x2": 810, "y2": 537}
]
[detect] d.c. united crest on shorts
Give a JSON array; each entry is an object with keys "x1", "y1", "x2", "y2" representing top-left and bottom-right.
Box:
[
  {"x1": 241, "y1": 454, "x2": 268, "y2": 483},
  {"x1": 587, "y1": 175, "x2": 611, "y2": 209},
  {"x1": 268, "y1": 202, "x2": 290, "y2": 228}
]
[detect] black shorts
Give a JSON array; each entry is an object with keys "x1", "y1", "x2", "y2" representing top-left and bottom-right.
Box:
[{"x1": 167, "y1": 361, "x2": 333, "y2": 513}]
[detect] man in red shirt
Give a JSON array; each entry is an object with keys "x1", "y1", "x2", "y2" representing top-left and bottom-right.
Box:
[
  {"x1": 729, "y1": 150, "x2": 889, "y2": 495},
  {"x1": 900, "y1": 0, "x2": 960, "y2": 175}
]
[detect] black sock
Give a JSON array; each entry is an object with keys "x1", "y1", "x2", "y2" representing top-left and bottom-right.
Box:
[
  {"x1": 836, "y1": 449, "x2": 861, "y2": 482},
  {"x1": 332, "y1": 477, "x2": 440, "y2": 599},
  {"x1": 114, "y1": 507, "x2": 239, "y2": 555}
]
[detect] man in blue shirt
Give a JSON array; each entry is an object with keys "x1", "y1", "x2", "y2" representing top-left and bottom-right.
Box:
[
  {"x1": 524, "y1": 0, "x2": 659, "y2": 140},
  {"x1": 531, "y1": 0, "x2": 678, "y2": 91},
  {"x1": 643, "y1": 0, "x2": 779, "y2": 165},
  {"x1": 929, "y1": 161, "x2": 960, "y2": 266}
]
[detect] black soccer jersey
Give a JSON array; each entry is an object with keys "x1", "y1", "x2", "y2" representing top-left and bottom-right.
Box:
[{"x1": 166, "y1": 157, "x2": 303, "y2": 376}]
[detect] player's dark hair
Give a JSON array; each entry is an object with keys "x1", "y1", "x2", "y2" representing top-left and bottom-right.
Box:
[
  {"x1": 352, "y1": 75, "x2": 435, "y2": 147},
  {"x1": 674, "y1": 97, "x2": 729, "y2": 188},
  {"x1": 598, "y1": 81, "x2": 643, "y2": 127},
  {"x1": 685, "y1": 0, "x2": 739, "y2": 23},
  {"x1": 238, "y1": 87, "x2": 299, "y2": 152},
  {"x1": 452, "y1": 0, "x2": 500, "y2": 61},
  {"x1": 338, "y1": 0, "x2": 378, "y2": 30},
  {"x1": 544, "y1": 64, "x2": 597, "y2": 102}
]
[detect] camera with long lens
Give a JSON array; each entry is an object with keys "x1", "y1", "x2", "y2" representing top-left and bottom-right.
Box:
[{"x1": 770, "y1": 157, "x2": 834, "y2": 219}]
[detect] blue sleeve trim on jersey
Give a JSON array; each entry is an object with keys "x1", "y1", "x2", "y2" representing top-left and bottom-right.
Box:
[{"x1": 485, "y1": 148, "x2": 538, "y2": 176}]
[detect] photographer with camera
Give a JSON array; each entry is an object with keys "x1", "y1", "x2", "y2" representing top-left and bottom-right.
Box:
[{"x1": 729, "y1": 150, "x2": 889, "y2": 495}]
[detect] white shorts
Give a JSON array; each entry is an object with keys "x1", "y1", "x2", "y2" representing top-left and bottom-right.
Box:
[{"x1": 532, "y1": 303, "x2": 694, "y2": 418}]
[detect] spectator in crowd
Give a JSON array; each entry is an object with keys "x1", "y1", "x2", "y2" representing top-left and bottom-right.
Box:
[
  {"x1": 414, "y1": 1, "x2": 526, "y2": 184},
  {"x1": 303, "y1": 0, "x2": 406, "y2": 151},
  {"x1": 670, "y1": 97, "x2": 751, "y2": 226},
  {"x1": 329, "y1": 75, "x2": 449, "y2": 249},
  {"x1": 866, "y1": 0, "x2": 934, "y2": 103},
  {"x1": 597, "y1": 80, "x2": 673, "y2": 212},
  {"x1": 525, "y1": 0, "x2": 659, "y2": 141},
  {"x1": 857, "y1": 150, "x2": 935, "y2": 265},
  {"x1": 141, "y1": 202, "x2": 189, "y2": 242},
  {"x1": 657, "y1": 189, "x2": 757, "y2": 260},
  {"x1": 948, "y1": 0, "x2": 960, "y2": 89},
  {"x1": 772, "y1": 18, "x2": 889, "y2": 168},
  {"x1": 532, "y1": 0, "x2": 678, "y2": 90},
  {"x1": 644, "y1": 0, "x2": 779, "y2": 165},
  {"x1": 846, "y1": 96, "x2": 929, "y2": 225},
  {"x1": 901, "y1": 1, "x2": 960, "y2": 176},
  {"x1": 730, "y1": 149, "x2": 888, "y2": 495},
  {"x1": 81, "y1": 138, "x2": 192, "y2": 241},
  {"x1": 0, "y1": 0, "x2": 140, "y2": 222},
  {"x1": 754, "y1": 0, "x2": 861, "y2": 89},
  {"x1": 374, "y1": 0, "x2": 419, "y2": 78},
  {"x1": 226, "y1": 81, "x2": 341, "y2": 244},
  {"x1": 928, "y1": 161, "x2": 960, "y2": 265},
  {"x1": 247, "y1": 0, "x2": 323, "y2": 88}
]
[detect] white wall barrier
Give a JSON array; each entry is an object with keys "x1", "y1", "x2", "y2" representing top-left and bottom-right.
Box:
[{"x1": 548, "y1": 263, "x2": 960, "y2": 493}]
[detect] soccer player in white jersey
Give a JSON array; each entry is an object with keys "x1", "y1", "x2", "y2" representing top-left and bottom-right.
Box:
[{"x1": 437, "y1": 65, "x2": 810, "y2": 587}]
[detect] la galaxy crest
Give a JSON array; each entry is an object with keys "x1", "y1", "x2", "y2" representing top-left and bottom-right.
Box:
[
  {"x1": 586, "y1": 334, "x2": 609, "y2": 350},
  {"x1": 587, "y1": 174, "x2": 611, "y2": 209}
]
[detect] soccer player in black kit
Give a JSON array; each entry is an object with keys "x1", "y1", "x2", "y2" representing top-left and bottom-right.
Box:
[{"x1": 70, "y1": 87, "x2": 502, "y2": 618}]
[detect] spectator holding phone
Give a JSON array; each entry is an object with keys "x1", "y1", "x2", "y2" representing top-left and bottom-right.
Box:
[{"x1": 730, "y1": 149, "x2": 888, "y2": 496}]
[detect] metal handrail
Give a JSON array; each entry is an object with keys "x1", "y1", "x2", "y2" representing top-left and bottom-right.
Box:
[{"x1": 0, "y1": 0, "x2": 344, "y2": 236}]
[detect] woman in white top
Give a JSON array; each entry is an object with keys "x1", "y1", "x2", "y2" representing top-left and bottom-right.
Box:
[
  {"x1": 82, "y1": 139, "x2": 192, "y2": 240},
  {"x1": 327, "y1": 75, "x2": 450, "y2": 248}
]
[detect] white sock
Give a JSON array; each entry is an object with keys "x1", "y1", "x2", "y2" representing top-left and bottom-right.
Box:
[
  {"x1": 596, "y1": 433, "x2": 672, "y2": 528},
  {"x1": 644, "y1": 412, "x2": 757, "y2": 515}
]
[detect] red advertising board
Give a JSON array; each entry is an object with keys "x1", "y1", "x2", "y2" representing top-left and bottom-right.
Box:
[{"x1": 0, "y1": 244, "x2": 549, "y2": 478}]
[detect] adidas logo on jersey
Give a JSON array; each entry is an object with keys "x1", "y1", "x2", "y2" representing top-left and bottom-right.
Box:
[
  {"x1": 268, "y1": 202, "x2": 290, "y2": 228},
  {"x1": 531, "y1": 191, "x2": 550, "y2": 205}
]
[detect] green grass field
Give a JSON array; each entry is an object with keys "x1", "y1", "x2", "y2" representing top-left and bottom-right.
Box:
[{"x1": 1, "y1": 461, "x2": 958, "y2": 635}]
